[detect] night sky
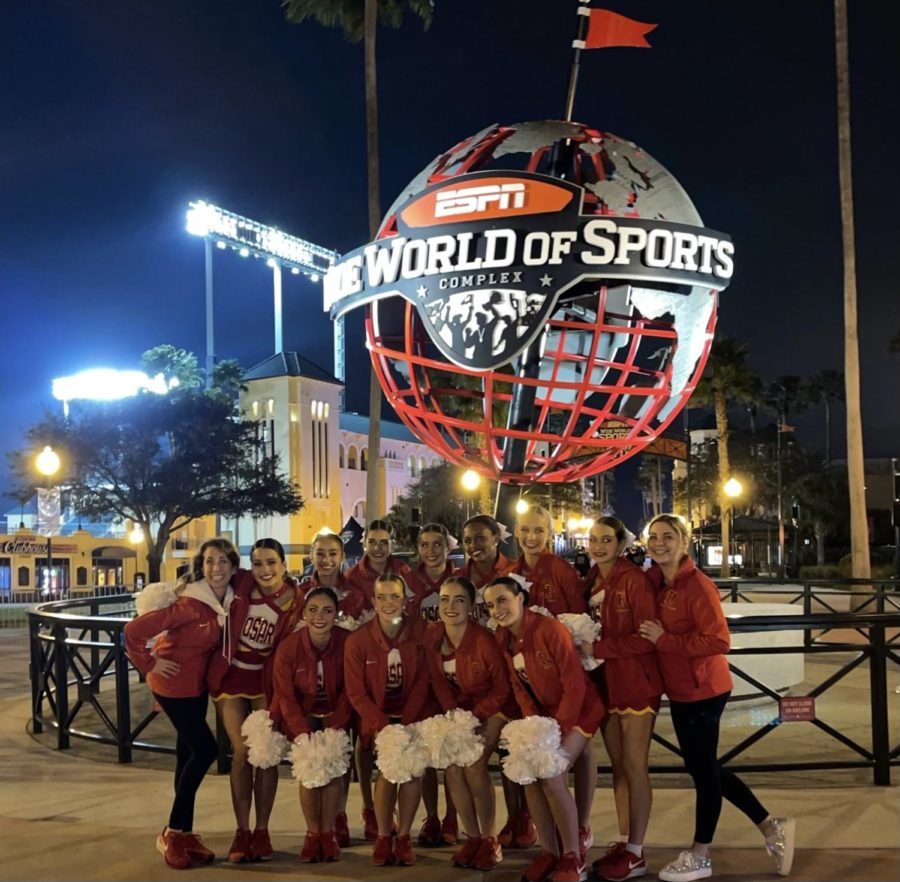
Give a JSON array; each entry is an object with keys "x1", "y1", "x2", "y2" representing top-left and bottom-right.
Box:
[{"x1": 3, "y1": 0, "x2": 899, "y2": 530}]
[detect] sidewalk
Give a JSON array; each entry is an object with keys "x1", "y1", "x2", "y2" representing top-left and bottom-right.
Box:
[{"x1": 3, "y1": 629, "x2": 898, "y2": 881}]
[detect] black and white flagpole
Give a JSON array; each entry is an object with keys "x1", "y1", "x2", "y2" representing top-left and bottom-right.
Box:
[{"x1": 564, "y1": 3, "x2": 592, "y2": 122}]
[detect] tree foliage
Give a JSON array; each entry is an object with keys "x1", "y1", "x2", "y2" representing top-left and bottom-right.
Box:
[
  {"x1": 11, "y1": 348, "x2": 303, "y2": 581},
  {"x1": 282, "y1": 0, "x2": 433, "y2": 42}
]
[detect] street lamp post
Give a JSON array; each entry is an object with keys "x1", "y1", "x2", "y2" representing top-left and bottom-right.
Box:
[
  {"x1": 35, "y1": 446, "x2": 61, "y2": 595},
  {"x1": 723, "y1": 477, "x2": 743, "y2": 576}
]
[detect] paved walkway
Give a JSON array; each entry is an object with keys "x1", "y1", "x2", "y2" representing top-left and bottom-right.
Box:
[{"x1": 2, "y1": 629, "x2": 898, "y2": 881}]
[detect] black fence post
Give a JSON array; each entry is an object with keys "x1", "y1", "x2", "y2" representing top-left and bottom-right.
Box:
[
  {"x1": 53, "y1": 622, "x2": 70, "y2": 750},
  {"x1": 868, "y1": 622, "x2": 891, "y2": 786},
  {"x1": 28, "y1": 612, "x2": 43, "y2": 734},
  {"x1": 90, "y1": 598, "x2": 101, "y2": 695},
  {"x1": 114, "y1": 625, "x2": 133, "y2": 763}
]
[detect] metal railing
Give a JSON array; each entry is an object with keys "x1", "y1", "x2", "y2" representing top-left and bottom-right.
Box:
[{"x1": 26, "y1": 582, "x2": 900, "y2": 784}]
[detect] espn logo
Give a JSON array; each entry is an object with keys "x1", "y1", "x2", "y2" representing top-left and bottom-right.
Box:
[
  {"x1": 400, "y1": 175, "x2": 574, "y2": 229},
  {"x1": 434, "y1": 183, "x2": 526, "y2": 218}
]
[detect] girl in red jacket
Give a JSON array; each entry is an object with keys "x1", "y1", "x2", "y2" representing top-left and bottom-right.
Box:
[
  {"x1": 485, "y1": 576, "x2": 605, "y2": 882},
  {"x1": 344, "y1": 572, "x2": 431, "y2": 867},
  {"x1": 585, "y1": 517, "x2": 662, "y2": 882},
  {"x1": 461, "y1": 516, "x2": 513, "y2": 612},
  {"x1": 513, "y1": 505, "x2": 586, "y2": 615},
  {"x1": 424, "y1": 575, "x2": 511, "y2": 871},
  {"x1": 344, "y1": 519, "x2": 411, "y2": 606},
  {"x1": 270, "y1": 586, "x2": 352, "y2": 863},
  {"x1": 124, "y1": 538, "x2": 239, "y2": 871},
  {"x1": 208, "y1": 538, "x2": 300, "y2": 863},
  {"x1": 461, "y1": 515, "x2": 531, "y2": 850},
  {"x1": 299, "y1": 529, "x2": 369, "y2": 624},
  {"x1": 639, "y1": 515, "x2": 795, "y2": 882},
  {"x1": 407, "y1": 522, "x2": 459, "y2": 847}
]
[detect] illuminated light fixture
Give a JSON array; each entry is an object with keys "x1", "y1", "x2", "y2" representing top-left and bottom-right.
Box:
[
  {"x1": 266, "y1": 258, "x2": 277, "y2": 268},
  {"x1": 515, "y1": 499, "x2": 529, "y2": 515},
  {"x1": 310, "y1": 273, "x2": 320, "y2": 283},
  {"x1": 461, "y1": 469, "x2": 481, "y2": 492},
  {"x1": 216, "y1": 240, "x2": 227, "y2": 250},
  {"x1": 291, "y1": 267, "x2": 300, "y2": 275},
  {"x1": 53, "y1": 369, "x2": 178, "y2": 414},
  {"x1": 185, "y1": 200, "x2": 338, "y2": 276},
  {"x1": 36, "y1": 446, "x2": 61, "y2": 478},
  {"x1": 129, "y1": 526, "x2": 143, "y2": 544}
]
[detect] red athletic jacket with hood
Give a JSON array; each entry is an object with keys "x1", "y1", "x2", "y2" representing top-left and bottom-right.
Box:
[{"x1": 125, "y1": 579, "x2": 234, "y2": 699}]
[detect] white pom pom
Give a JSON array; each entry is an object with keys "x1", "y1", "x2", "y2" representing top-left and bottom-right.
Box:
[
  {"x1": 135, "y1": 582, "x2": 178, "y2": 616},
  {"x1": 557, "y1": 612, "x2": 603, "y2": 670},
  {"x1": 499, "y1": 716, "x2": 570, "y2": 784},
  {"x1": 241, "y1": 709, "x2": 287, "y2": 769},
  {"x1": 416, "y1": 709, "x2": 484, "y2": 769},
  {"x1": 528, "y1": 604, "x2": 553, "y2": 618},
  {"x1": 375, "y1": 723, "x2": 430, "y2": 784},
  {"x1": 290, "y1": 728, "x2": 352, "y2": 788}
]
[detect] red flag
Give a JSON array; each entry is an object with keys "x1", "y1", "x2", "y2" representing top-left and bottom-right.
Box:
[{"x1": 577, "y1": 8, "x2": 657, "y2": 50}]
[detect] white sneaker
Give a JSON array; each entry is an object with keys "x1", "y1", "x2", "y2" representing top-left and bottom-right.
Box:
[
  {"x1": 657, "y1": 850, "x2": 712, "y2": 882},
  {"x1": 765, "y1": 816, "x2": 796, "y2": 876}
]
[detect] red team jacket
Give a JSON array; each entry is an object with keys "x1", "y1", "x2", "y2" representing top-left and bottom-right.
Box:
[
  {"x1": 648, "y1": 557, "x2": 733, "y2": 702},
  {"x1": 495, "y1": 608, "x2": 604, "y2": 736},
  {"x1": 344, "y1": 615, "x2": 430, "y2": 743},
  {"x1": 270, "y1": 625, "x2": 353, "y2": 740},
  {"x1": 344, "y1": 555, "x2": 412, "y2": 604},
  {"x1": 125, "y1": 581, "x2": 232, "y2": 699},
  {"x1": 585, "y1": 557, "x2": 662, "y2": 710},
  {"x1": 512, "y1": 550, "x2": 587, "y2": 615},
  {"x1": 297, "y1": 571, "x2": 369, "y2": 623},
  {"x1": 423, "y1": 620, "x2": 511, "y2": 721}
]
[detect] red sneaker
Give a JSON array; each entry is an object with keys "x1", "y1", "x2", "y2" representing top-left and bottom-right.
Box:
[
  {"x1": 522, "y1": 850, "x2": 559, "y2": 882},
  {"x1": 372, "y1": 835, "x2": 395, "y2": 866},
  {"x1": 156, "y1": 828, "x2": 191, "y2": 870},
  {"x1": 498, "y1": 817, "x2": 516, "y2": 848},
  {"x1": 594, "y1": 846, "x2": 647, "y2": 881},
  {"x1": 593, "y1": 842, "x2": 626, "y2": 877},
  {"x1": 578, "y1": 826, "x2": 594, "y2": 861},
  {"x1": 552, "y1": 851, "x2": 587, "y2": 882},
  {"x1": 251, "y1": 828, "x2": 273, "y2": 861},
  {"x1": 320, "y1": 830, "x2": 341, "y2": 862},
  {"x1": 394, "y1": 834, "x2": 416, "y2": 866},
  {"x1": 441, "y1": 812, "x2": 459, "y2": 845},
  {"x1": 452, "y1": 836, "x2": 482, "y2": 867},
  {"x1": 363, "y1": 808, "x2": 379, "y2": 842},
  {"x1": 298, "y1": 832, "x2": 321, "y2": 863},
  {"x1": 514, "y1": 811, "x2": 538, "y2": 848},
  {"x1": 227, "y1": 828, "x2": 253, "y2": 863},
  {"x1": 182, "y1": 832, "x2": 215, "y2": 864},
  {"x1": 335, "y1": 811, "x2": 350, "y2": 847},
  {"x1": 417, "y1": 814, "x2": 442, "y2": 847},
  {"x1": 472, "y1": 836, "x2": 503, "y2": 871}
]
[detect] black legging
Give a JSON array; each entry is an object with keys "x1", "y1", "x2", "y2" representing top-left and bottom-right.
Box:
[
  {"x1": 155, "y1": 692, "x2": 218, "y2": 832},
  {"x1": 669, "y1": 692, "x2": 768, "y2": 844}
]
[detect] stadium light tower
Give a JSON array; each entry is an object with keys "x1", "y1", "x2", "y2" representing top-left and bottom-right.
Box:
[{"x1": 186, "y1": 201, "x2": 342, "y2": 384}]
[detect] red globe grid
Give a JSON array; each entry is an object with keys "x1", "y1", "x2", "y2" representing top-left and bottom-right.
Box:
[{"x1": 365, "y1": 121, "x2": 719, "y2": 484}]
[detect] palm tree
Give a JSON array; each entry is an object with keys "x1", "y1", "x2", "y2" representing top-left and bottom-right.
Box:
[
  {"x1": 693, "y1": 338, "x2": 761, "y2": 577},
  {"x1": 805, "y1": 369, "x2": 844, "y2": 466},
  {"x1": 282, "y1": 0, "x2": 434, "y2": 526},
  {"x1": 834, "y1": 0, "x2": 870, "y2": 579}
]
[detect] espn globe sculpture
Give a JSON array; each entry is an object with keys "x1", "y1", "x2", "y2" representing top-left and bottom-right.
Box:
[{"x1": 325, "y1": 120, "x2": 733, "y2": 484}]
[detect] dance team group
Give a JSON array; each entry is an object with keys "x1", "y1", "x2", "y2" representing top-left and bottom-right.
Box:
[{"x1": 124, "y1": 509, "x2": 796, "y2": 882}]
